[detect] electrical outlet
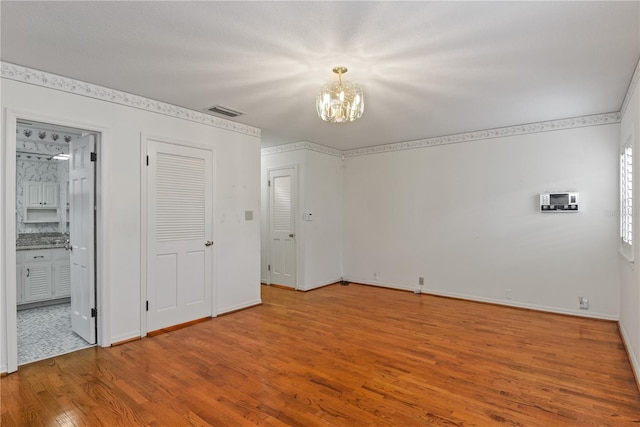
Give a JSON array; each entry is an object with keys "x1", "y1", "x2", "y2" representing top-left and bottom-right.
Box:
[
  {"x1": 579, "y1": 297, "x2": 589, "y2": 310},
  {"x1": 373, "y1": 272, "x2": 378, "y2": 280},
  {"x1": 505, "y1": 289, "x2": 512, "y2": 300},
  {"x1": 419, "y1": 277, "x2": 424, "y2": 286}
]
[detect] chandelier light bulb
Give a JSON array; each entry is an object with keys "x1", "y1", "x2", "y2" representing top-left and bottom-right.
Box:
[{"x1": 316, "y1": 66, "x2": 364, "y2": 123}]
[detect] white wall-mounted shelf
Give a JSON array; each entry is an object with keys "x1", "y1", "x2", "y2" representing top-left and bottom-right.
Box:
[{"x1": 23, "y1": 181, "x2": 60, "y2": 223}]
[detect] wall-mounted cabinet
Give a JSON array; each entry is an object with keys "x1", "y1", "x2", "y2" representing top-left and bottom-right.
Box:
[
  {"x1": 25, "y1": 181, "x2": 59, "y2": 208},
  {"x1": 23, "y1": 181, "x2": 59, "y2": 223}
]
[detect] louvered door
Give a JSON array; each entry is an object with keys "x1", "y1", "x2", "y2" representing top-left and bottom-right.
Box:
[
  {"x1": 147, "y1": 140, "x2": 213, "y2": 332},
  {"x1": 23, "y1": 262, "x2": 53, "y2": 302},
  {"x1": 269, "y1": 168, "x2": 296, "y2": 288}
]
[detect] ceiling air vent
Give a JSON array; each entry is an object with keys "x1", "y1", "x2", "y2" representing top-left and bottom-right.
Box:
[{"x1": 205, "y1": 104, "x2": 245, "y2": 118}]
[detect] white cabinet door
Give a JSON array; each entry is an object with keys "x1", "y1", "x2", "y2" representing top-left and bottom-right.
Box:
[
  {"x1": 23, "y1": 262, "x2": 53, "y2": 302},
  {"x1": 24, "y1": 181, "x2": 59, "y2": 208},
  {"x1": 25, "y1": 182, "x2": 43, "y2": 207},
  {"x1": 53, "y1": 250, "x2": 71, "y2": 298},
  {"x1": 42, "y1": 183, "x2": 59, "y2": 208},
  {"x1": 16, "y1": 253, "x2": 23, "y2": 304}
]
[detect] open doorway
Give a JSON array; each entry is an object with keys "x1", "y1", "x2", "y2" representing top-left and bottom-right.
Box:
[{"x1": 14, "y1": 120, "x2": 98, "y2": 365}]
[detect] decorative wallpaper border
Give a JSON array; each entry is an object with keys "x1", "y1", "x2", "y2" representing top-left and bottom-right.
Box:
[
  {"x1": 1, "y1": 62, "x2": 261, "y2": 138},
  {"x1": 4, "y1": 62, "x2": 627, "y2": 158},
  {"x1": 263, "y1": 112, "x2": 621, "y2": 159},
  {"x1": 16, "y1": 124, "x2": 82, "y2": 146},
  {"x1": 621, "y1": 57, "x2": 640, "y2": 117},
  {"x1": 343, "y1": 112, "x2": 621, "y2": 157},
  {"x1": 261, "y1": 140, "x2": 343, "y2": 157}
]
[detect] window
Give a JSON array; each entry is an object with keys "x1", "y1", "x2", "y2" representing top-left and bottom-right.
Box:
[{"x1": 620, "y1": 142, "x2": 633, "y2": 256}]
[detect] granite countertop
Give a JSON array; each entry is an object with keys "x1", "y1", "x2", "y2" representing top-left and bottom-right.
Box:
[{"x1": 16, "y1": 232, "x2": 68, "y2": 251}]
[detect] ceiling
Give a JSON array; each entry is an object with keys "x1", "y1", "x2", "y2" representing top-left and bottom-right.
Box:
[{"x1": 1, "y1": 1, "x2": 639, "y2": 150}]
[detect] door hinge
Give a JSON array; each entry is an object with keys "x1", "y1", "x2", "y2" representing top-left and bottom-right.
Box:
[
  {"x1": 268, "y1": 265, "x2": 271, "y2": 271},
  {"x1": 91, "y1": 308, "x2": 97, "y2": 318},
  {"x1": 90, "y1": 152, "x2": 97, "y2": 162},
  {"x1": 146, "y1": 155, "x2": 149, "y2": 166},
  {"x1": 268, "y1": 180, "x2": 271, "y2": 187},
  {"x1": 146, "y1": 301, "x2": 149, "y2": 311}
]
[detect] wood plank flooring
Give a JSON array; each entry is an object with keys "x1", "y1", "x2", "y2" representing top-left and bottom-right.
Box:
[{"x1": 2, "y1": 283, "x2": 639, "y2": 426}]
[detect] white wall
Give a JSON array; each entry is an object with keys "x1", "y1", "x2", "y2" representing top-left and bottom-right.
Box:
[
  {"x1": 343, "y1": 124, "x2": 621, "y2": 319},
  {"x1": 216, "y1": 138, "x2": 262, "y2": 313},
  {"x1": 619, "y1": 76, "x2": 640, "y2": 384},
  {"x1": 261, "y1": 146, "x2": 343, "y2": 290},
  {"x1": 1, "y1": 74, "x2": 261, "y2": 371},
  {"x1": 302, "y1": 150, "x2": 343, "y2": 289}
]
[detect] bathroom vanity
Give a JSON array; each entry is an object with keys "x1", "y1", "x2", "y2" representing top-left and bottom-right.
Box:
[{"x1": 16, "y1": 233, "x2": 70, "y2": 308}]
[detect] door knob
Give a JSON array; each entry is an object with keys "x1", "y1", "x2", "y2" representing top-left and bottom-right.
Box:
[
  {"x1": 205, "y1": 240, "x2": 213, "y2": 247},
  {"x1": 289, "y1": 233, "x2": 295, "y2": 238}
]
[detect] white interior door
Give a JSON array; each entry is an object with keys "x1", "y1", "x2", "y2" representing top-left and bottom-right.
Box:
[
  {"x1": 69, "y1": 134, "x2": 96, "y2": 344},
  {"x1": 147, "y1": 140, "x2": 213, "y2": 332},
  {"x1": 269, "y1": 168, "x2": 297, "y2": 288}
]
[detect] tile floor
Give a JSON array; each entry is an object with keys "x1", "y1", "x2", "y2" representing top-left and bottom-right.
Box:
[{"x1": 18, "y1": 302, "x2": 93, "y2": 365}]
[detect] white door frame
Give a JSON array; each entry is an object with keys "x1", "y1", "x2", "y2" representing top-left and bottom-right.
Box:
[
  {"x1": 139, "y1": 133, "x2": 217, "y2": 335},
  {"x1": 266, "y1": 165, "x2": 299, "y2": 290},
  {"x1": 3, "y1": 109, "x2": 109, "y2": 373}
]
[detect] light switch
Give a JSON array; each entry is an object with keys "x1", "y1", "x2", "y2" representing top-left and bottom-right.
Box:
[
  {"x1": 304, "y1": 213, "x2": 312, "y2": 221},
  {"x1": 245, "y1": 210, "x2": 253, "y2": 221}
]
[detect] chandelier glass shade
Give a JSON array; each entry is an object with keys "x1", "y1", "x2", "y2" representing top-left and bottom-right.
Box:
[{"x1": 316, "y1": 66, "x2": 364, "y2": 123}]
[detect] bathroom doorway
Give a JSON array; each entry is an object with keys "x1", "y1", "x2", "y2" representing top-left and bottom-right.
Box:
[{"x1": 15, "y1": 120, "x2": 97, "y2": 365}]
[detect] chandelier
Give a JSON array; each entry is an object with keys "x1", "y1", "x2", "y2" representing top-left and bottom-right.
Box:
[{"x1": 316, "y1": 66, "x2": 364, "y2": 123}]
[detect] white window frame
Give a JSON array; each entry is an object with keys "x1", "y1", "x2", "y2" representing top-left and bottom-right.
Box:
[{"x1": 620, "y1": 137, "x2": 633, "y2": 262}]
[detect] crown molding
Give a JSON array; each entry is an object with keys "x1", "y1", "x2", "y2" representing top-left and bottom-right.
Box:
[
  {"x1": 1, "y1": 62, "x2": 261, "y2": 138},
  {"x1": 343, "y1": 112, "x2": 621, "y2": 157},
  {"x1": 620, "y1": 57, "x2": 640, "y2": 117},
  {"x1": 262, "y1": 112, "x2": 621, "y2": 159},
  {"x1": 261, "y1": 140, "x2": 343, "y2": 157}
]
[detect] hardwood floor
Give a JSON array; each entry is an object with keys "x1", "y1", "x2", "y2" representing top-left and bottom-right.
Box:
[{"x1": 2, "y1": 284, "x2": 639, "y2": 426}]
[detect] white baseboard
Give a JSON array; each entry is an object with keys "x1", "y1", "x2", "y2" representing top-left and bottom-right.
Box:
[
  {"x1": 345, "y1": 277, "x2": 414, "y2": 292},
  {"x1": 344, "y1": 278, "x2": 618, "y2": 321},
  {"x1": 110, "y1": 330, "x2": 142, "y2": 344},
  {"x1": 619, "y1": 321, "x2": 640, "y2": 391},
  {"x1": 299, "y1": 278, "x2": 341, "y2": 291},
  {"x1": 423, "y1": 288, "x2": 619, "y2": 321},
  {"x1": 217, "y1": 299, "x2": 262, "y2": 315}
]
